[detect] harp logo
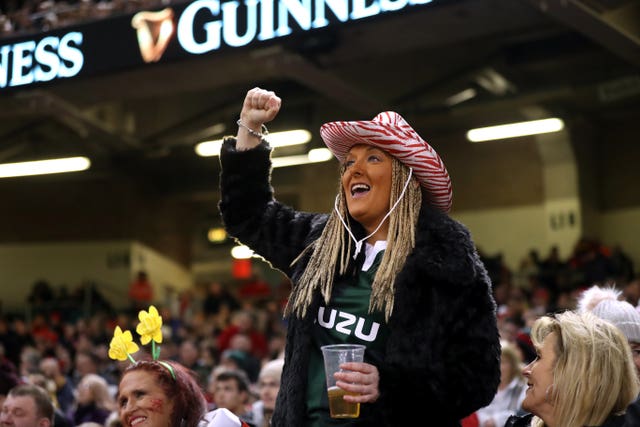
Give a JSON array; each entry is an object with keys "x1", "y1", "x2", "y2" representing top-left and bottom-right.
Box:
[{"x1": 131, "y1": 8, "x2": 175, "y2": 63}]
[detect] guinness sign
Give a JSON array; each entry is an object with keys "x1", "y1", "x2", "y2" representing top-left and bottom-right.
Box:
[
  {"x1": 176, "y1": 0, "x2": 433, "y2": 54},
  {"x1": 0, "y1": 31, "x2": 84, "y2": 89},
  {"x1": 0, "y1": 0, "x2": 436, "y2": 91}
]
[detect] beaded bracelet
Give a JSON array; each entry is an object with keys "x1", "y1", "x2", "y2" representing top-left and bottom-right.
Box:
[{"x1": 237, "y1": 119, "x2": 269, "y2": 140}]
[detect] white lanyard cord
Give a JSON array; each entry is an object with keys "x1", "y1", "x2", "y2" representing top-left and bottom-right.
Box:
[{"x1": 334, "y1": 168, "x2": 413, "y2": 259}]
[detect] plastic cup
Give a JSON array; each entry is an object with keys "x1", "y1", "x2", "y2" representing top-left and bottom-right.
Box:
[{"x1": 320, "y1": 344, "x2": 365, "y2": 418}]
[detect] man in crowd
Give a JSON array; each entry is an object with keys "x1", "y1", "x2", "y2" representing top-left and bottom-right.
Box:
[
  {"x1": 0, "y1": 384, "x2": 54, "y2": 427},
  {"x1": 213, "y1": 370, "x2": 256, "y2": 427}
]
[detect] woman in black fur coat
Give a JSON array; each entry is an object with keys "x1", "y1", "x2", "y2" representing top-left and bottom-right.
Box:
[{"x1": 218, "y1": 87, "x2": 501, "y2": 427}]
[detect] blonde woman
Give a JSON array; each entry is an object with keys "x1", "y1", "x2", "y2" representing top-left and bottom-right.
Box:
[
  {"x1": 71, "y1": 374, "x2": 116, "y2": 426},
  {"x1": 219, "y1": 87, "x2": 500, "y2": 426},
  {"x1": 505, "y1": 311, "x2": 639, "y2": 427}
]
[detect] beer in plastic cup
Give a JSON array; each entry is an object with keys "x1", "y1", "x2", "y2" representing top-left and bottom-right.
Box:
[{"x1": 320, "y1": 344, "x2": 365, "y2": 418}]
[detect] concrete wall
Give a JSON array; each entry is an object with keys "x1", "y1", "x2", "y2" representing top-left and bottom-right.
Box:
[{"x1": 0, "y1": 240, "x2": 192, "y2": 314}]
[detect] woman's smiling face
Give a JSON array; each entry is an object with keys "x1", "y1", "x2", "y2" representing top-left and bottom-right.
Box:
[
  {"x1": 341, "y1": 144, "x2": 393, "y2": 237},
  {"x1": 522, "y1": 331, "x2": 558, "y2": 423},
  {"x1": 118, "y1": 370, "x2": 174, "y2": 427}
]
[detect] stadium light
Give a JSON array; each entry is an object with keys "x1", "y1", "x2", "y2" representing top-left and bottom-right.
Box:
[{"x1": 466, "y1": 118, "x2": 565, "y2": 142}]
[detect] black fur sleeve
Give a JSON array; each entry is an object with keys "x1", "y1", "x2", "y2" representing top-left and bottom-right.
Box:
[{"x1": 217, "y1": 137, "x2": 327, "y2": 276}]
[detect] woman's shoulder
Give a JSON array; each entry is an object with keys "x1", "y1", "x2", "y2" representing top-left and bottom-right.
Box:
[
  {"x1": 412, "y1": 204, "x2": 486, "y2": 286},
  {"x1": 419, "y1": 203, "x2": 472, "y2": 241}
]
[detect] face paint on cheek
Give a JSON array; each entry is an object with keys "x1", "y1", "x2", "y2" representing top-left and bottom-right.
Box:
[{"x1": 149, "y1": 398, "x2": 165, "y2": 412}]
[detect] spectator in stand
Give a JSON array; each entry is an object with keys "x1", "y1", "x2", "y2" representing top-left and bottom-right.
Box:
[
  {"x1": 577, "y1": 285, "x2": 640, "y2": 379},
  {"x1": 515, "y1": 250, "x2": 541, "y2": 290},
  {"x1": 568, "y1": 238, "x2": 616, "y2": 287},
  {"x1": 202, "y1": 282, "x2": 241, "y2": 318},
  {"x1": 0, "y1": 384, "x2": 54, "y2": 427},
  {"x1": 0, "y1": 1, "x2": 177, "y2": 39},
  {"x1": 178, "y1": 289, "x2": 198, "y2": 322},
  {"x1": 17, "y1": 347, "x2": 40, "y2": 382},
  {"x1": 0, "y1": 318, "x2": 25, "y2": 370},
  {"x1": 505, "y1": 311, "x2": 639, "y2": 427},
  {"x1": 219, "y1": 334, "x2": 261, "y2": 383},
  {"x1": 27, "y1": 280, "x2": 54, "y2": 310},
  {"x1": 117, "y1": 360, "x2": 207, "y2": 427},
  {"x1": 72, "y1": 352, "x2": 100, "y2": 387},
  {"x1": 610, "y1": 245, "x2": 635, "y2": 284},
  {"x1": 176, "y1": 339, "x2": 211, "y2": 389},
  {"x1": 128, "y1": 271, "x2": 154, "y2": 314},
  {"x1": 206, "y1": 365, "x2": 231, "y2": 411},
  {"x1": 498, "y1": 317, "x2": 535, "y2": 365},
  {"x1": 255, "y1": 300, "x2": 286, "y2": 347},
  {"x1": 211, "y1": 370, "x2": 255, "y2": 427},
  {"x1": 529, "y1": 287, "x2": 551, "y2": 316},
  {"x1": 38, "y1": 358, "x2": 74, "y2": 415},
  {"x1": 263, "y1": 330, "x2": 286, "y2": 363},
  {"x1": 538, "y1": 245, "x2": 566, "y2": 300},
  {"x1": 249, "y1": 358, "x2": 284, "y2": 427},
  {"x1": 219, "y1": 87, "x2": 500, "y2": 427},
  {"x1": 575, "y1": 285, "x2": 640, "y2": 426},
  {"x1": 12, "y1": 317, "x2": 34, "y2": 370},
  {"x1": 69, "y1": 373, "x2": 116, "y2": 426},
  {"x1": 494, "y1": 282, "x2": 512, "y2": 317},
  {"x1": 473, "y1": 342, "x2": 527, "y2": 427},
  {"x1": 217, "y1": 311, "x2": 267, "y2": 360},
  {"x1": 29, "y1": 316, "x2": 57, "y2": 356},
  {"x1": 0, "y1": 357, "x2": 20, "y2": 408},
  {"x1": 516, "y1": 310, "x2": 540, "y2": 365},
  {"x1": 17, "y1": 377, "x2": 72, "y2": 427}
]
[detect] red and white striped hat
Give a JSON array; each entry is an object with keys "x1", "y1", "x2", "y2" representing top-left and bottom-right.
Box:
[{"x1": 320, "y1": 111, "x2": 453, "y2": 212}]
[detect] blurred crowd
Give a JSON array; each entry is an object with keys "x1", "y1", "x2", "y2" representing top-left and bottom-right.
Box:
[
  {"x1": 486, "y1": 237, "x2": 637, "y2": 365},
  {"x1": 0, "y1": 0, "x2": 178, "y2": 38},
  {"x1": 0, "y1": 236, "x2": 637, "y2": 427},
  {"x1": 1, "y1": 274, "x2": 290, "y2": 427}
]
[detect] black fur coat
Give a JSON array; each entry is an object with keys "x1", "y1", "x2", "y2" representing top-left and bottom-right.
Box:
[{"x1": 219, "y1": 138, "x2": 501, "y2": 427}]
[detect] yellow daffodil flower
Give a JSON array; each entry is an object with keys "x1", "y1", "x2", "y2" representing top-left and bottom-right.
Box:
[
  {"x1": 136, "y1": 305, "x2": 163, "y2": 345},
  {"x1": 108, "y1": 326, "x2": 139, "y2": 361}
]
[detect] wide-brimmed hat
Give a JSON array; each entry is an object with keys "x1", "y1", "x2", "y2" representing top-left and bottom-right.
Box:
[{"x1": 320, "y1": 111, "x2": 452, "y2": 212}]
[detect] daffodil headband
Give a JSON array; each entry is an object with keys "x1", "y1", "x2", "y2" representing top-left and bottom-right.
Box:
[{"x1": 108, "y1": 305, "x2": 176, "y2": 380}]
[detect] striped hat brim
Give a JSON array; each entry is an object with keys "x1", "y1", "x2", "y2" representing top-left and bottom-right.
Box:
[{"x1": 320, "y1": 111, "x2": 452, "y2": 212}]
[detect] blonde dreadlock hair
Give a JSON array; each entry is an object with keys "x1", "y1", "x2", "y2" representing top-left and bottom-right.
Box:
[{"x1": 285, "y1": 158, "x2": 422, "y2": 321}]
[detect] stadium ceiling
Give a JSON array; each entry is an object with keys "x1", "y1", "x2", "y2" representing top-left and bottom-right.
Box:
[{"x1": 0, "y1": 0, "x2": 638, "y2": 204}]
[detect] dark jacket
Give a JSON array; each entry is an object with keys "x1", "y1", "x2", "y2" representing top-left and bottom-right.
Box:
[
  {"x1": 504, "y1": 413, "x2": 533, "y2": 427},
  {"x1": 624, "y1": 395, "x2": 640, "y2": 427},
  {"x1": 505, "y1": 412, "x2": 629, "y2": 427},
  {"x1": 219, "y1": 138, "x2": 501, "y2": 427}
]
